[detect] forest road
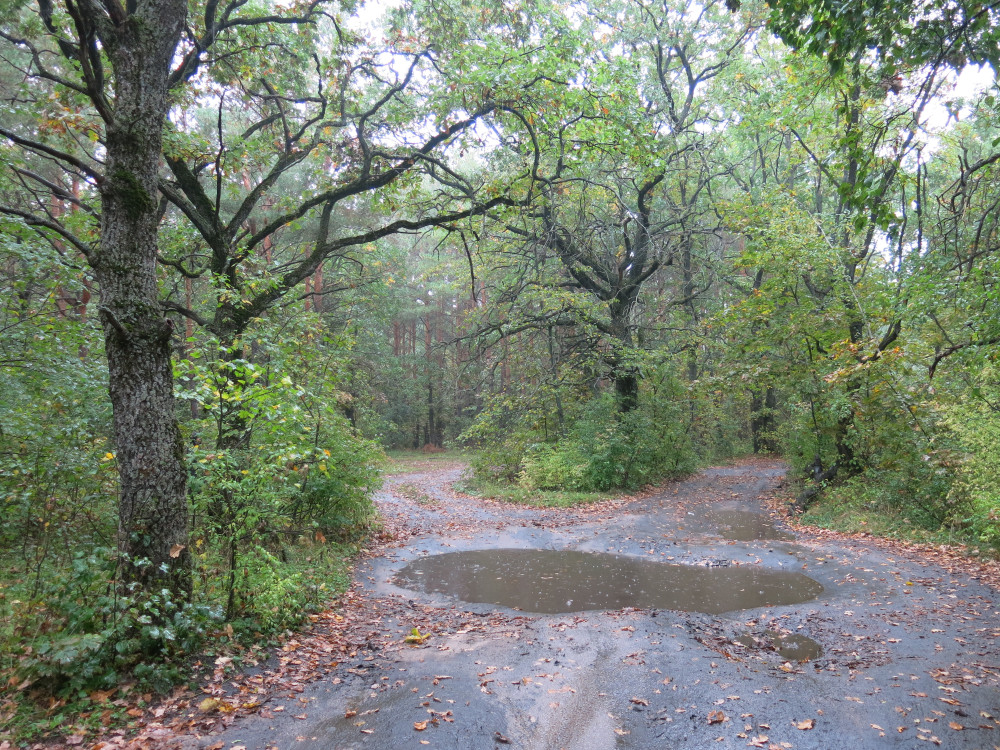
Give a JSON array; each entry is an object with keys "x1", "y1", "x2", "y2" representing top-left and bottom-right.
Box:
[{"x1": 203, "y1": 456, "x2": 1000, "y2": 750}]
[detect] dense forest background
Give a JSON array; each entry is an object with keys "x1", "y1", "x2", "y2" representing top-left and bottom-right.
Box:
[{"x1": 1, "y1": 0, "x2": 999, "y2": 733}]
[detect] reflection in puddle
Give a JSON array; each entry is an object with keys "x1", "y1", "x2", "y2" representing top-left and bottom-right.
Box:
[
  {"x1": 705, "y1": 510, "x2": 794, "y2": 541},
  {"x1": 394, "y1": 549, "x2": 823, "y2": 615},
  {"x1": 734, "y1": 631, "x2": 823, "y2": 661}
]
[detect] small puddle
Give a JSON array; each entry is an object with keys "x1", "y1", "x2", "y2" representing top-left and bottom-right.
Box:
[
  {"x1": 705, "y1": 510, "x2": 794, "y2": 541},
  {"x1": 394, "y1": 549, "x2": 823, "y2": 615},
  {"x1": 734, "y1": 631, "x2": 823, "y2": 661}
]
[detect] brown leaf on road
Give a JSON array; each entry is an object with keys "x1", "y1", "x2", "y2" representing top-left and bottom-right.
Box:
[
  {"x1": 794, "y1": 719, "x2": 815, "y2": 730},
  {"x1": 414, "y1": 720, "x2": 428, "y2": 731},
  {"x1": 949, "y1": 721, "x2": 964, "y2": 730},
  {"x1": 707, "y1": 710, "x2": 727, "y2": 724},
  {"x1": 630, "y1": 697, "x2": 650, "y2": 706}
]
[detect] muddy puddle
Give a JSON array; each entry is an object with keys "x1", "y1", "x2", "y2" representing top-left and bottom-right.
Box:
[
  {"x1": 705, "y1": 510, "x2": 794, "y2": 541},
  {"x1": 734, "y1": 631, "x2": 823, "y2": 661},
  {"x1": 394, "y1": 549, "x2": 823, "y2": 615}
]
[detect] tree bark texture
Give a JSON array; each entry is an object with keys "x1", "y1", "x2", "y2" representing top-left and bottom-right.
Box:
[{"x1": 89, "y1": 4, "x2": 191, "y2": 597}]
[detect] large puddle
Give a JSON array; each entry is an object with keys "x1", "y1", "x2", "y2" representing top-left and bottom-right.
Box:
[
  {"x1": 394, "y1": 549, "x2": 823, "y2": 615},
  {"x1": 705, "y1": 510, "x2": 794, "y2": 541}
]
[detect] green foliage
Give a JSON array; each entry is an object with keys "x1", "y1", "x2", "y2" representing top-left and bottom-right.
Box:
[
  {"x1": 765, "y1": 0, "x2": 1000, "y2": 75},
  {"x1": 178, "y1": 318, "x2": 382, "y2": 623},
  {"x1": 464, "y1": 367, "x2": 698, "y2": 493},
  {"x1": 457, "y1": 475, "x2": 618, "y2": 508},
  {"x1": 0, "y1": 304, "x2": 379, "y2": 708},
  {"x1": 943, "y1": 369, "x2": 1000, "y2": 548},
  {"x1": 9, "y1": 548, "x2": 221, "y2": 695}
]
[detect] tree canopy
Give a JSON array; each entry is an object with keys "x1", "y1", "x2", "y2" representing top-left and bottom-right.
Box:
[{"x1": 2, "y1": 0, "x2": 1000, "y2": 726}]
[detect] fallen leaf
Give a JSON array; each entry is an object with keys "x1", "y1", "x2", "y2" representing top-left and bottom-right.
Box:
[
  {"x1": 795, "y1": 719, "x2": 815, "y2": 730},
  {"x1": 949, "y1": 722, "x2": 964, "y2": 730},
  {"x1": 707, "y1": 710, "x2": 727, "y2": 725},
  {"x1": 169, "y1": 544, "x2": 185, "y2": 558},
  {"x1": 414, "y1": 721, "x2": 428, "y2": 731},
  {"x1": 630, "y1": 697, "x2": 650, "y2": 706}
]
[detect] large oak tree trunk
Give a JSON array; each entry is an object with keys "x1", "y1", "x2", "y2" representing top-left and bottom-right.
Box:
[{"x1": 91, "y1": 8, "x2": 191, "y2": 597}]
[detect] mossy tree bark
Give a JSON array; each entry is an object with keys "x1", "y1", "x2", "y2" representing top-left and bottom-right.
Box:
[
  {"x1": 93, "y1": 4, "x2": 191, "y2": 596},
  {"x1": 0, "y1": 0, "x2": 194, "y2": 596}
]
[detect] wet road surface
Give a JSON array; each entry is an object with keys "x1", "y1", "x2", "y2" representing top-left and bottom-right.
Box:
[{"x1": 200, "y1": 458, "x2": 1000, "y2": 750}]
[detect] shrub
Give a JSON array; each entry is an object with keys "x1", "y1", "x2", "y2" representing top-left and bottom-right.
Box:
[{"x1": 13, "y1": 548, "x2": 221, "y2": 694}]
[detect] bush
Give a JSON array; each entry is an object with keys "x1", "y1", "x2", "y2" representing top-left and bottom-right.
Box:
[
  {"x1": 189, "y1": 432, "x2": 379, "y2": 621},
  {"x1": 466, "y1": 376, "x2": 697, "y2": 493},
  {"x1": 12, "y1": 548, "x2": 221, "y2": 694},
  {"x1": 944, "y1": 377, "x2": 1000, "y2": 548}
]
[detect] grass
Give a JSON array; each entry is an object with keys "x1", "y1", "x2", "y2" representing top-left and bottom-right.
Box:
[
  {"x1": 394, "y1": 482, "x2": 436, "y2": 505},
  {"x1": 794, "y1": 475, "x2": 998, "y2": 555},
  {"x1": 384, "y1": 449, "x2": 467, "y2": 474},
  {"x1": 455, "y1": 476, "x2": 621, "y2": 508}
]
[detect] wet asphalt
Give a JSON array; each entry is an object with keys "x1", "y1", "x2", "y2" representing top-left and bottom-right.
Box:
[{"x1": 204, "y1": 460, "x2": 1000, "y2": 750}]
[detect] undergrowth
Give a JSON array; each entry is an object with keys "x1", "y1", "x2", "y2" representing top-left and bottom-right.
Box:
[
  {"x1": 0, "y1": 537, "x2": 359, "y2": 745},
  {"x1": 455, "y1": 476, "x2": 621, "y2": 508},
  {"x1": 794, "y1": 473, "x2": 997, "y2": 556}
]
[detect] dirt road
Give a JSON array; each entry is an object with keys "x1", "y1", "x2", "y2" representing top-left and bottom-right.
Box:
[{"x1": 199, "y1": 457, "x2": 1000, "y2": 750}]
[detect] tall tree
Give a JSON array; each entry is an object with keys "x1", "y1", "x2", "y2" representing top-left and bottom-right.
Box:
[
  {"x1": 1, "y1": 0, "x2": 195, "y2": 595},
  {"x1": 477, "y1": 0, "x2": 754, "y2": 411}
]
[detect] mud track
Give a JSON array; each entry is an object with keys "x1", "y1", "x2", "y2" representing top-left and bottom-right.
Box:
[{"x1": 194, "y1": 457, "x2": 1000, "y2": 750}]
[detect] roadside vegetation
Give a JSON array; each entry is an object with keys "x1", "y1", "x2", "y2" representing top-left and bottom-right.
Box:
[{"x1": 1, "y1": 0, "x2": 999, "y2": 744}]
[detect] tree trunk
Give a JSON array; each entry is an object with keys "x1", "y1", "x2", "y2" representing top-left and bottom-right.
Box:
[
  {"x1": 92, "y1": 8, "x2": 191, "y2": 598},
  {"x1": 614, "y1": 368, "x2": 639, "y2": 412},
  {"x1": 750, "y1": 386, "x2": 778, "y2": 454}
]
